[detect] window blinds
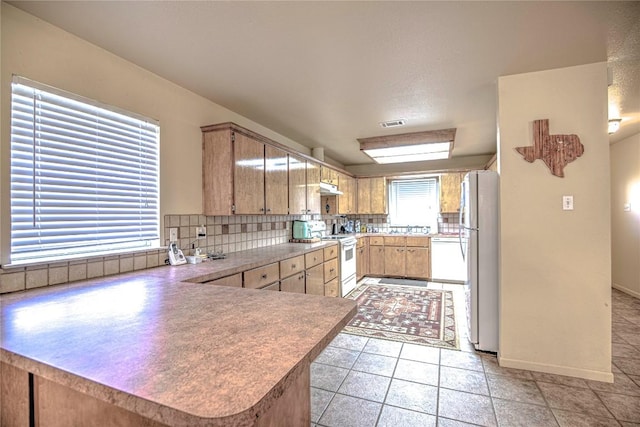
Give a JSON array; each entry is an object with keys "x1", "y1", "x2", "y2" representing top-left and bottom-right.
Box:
[
  {"x1": 10, "y1": 77, "x2": 160, "y2": 262},
  {"x1": 389, "y1": 178, "x2": 438, "y2": 227}
]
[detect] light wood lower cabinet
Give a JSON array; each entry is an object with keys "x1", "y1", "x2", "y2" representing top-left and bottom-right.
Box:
[
  {"x1": 305, "y1": 264, "x2": 325, "y2": 296},
  {"x1": 280, "y1": 273, "x2": 306, "y2": 293},
  {"x1": 356, "y1": 237, "x2": 369, "y2": 281},
  {"x1": 384, "y1": 246, "x2": 406, "y2": 277},
  {"x1": 205, "y1": 273, "x2": 242, "y2": 288},
  {"x1": 405, "y1": 247, "x2": 430, "y2": 279},
  {"x1": 244, "y1": 263, "x2": 280, "y2": 289},
  {"x1": 369, "y1": 245, "x2": 385, "y2": 275},
  {"x1": 324, "y1": 278, "x2": 339, "y2": 297},
  {"x1": 362, "y1": 235, "x2": 431, "y2": 280}
]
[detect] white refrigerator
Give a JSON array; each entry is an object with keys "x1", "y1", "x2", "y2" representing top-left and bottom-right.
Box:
[{"x1": 459, "y1": 170, "x2": 499, "y2": 352}]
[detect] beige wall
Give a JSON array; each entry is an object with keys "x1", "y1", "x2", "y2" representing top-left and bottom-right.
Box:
[
  {"x1": 498, "y1": 63, "x2": 612, "y2": 381},
  {"x1": 0, "y1": 4, "x2": 311, "y2": 264},
  {"x1": 610, "y1": 132, "x2": 640, "y2": 298}
]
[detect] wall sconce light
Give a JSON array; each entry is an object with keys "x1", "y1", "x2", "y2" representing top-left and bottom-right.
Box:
[{"x1": 608, "y1": 119, "x2": 622, "y2": 134}]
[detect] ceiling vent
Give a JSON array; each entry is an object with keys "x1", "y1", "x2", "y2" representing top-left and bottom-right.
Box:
[{"x1": 380, "y1": 119, "x2": 406, "y2": 128}]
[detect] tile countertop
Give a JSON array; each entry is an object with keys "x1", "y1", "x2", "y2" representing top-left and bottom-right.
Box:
[{"x1": 0, "y1": 240, "x2": 356, "y2": 426}]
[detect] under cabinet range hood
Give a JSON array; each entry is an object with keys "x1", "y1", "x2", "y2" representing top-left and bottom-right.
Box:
[{"x1": 319, "y1": 182, "x2": 343, "y2": 195}]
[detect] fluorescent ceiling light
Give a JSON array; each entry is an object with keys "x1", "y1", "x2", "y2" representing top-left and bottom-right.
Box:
[{"x1": 358, "y1": 128, "x2": 456, "y2": 164}]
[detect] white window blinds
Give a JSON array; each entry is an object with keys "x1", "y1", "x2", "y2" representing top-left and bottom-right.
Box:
[
  {"x1": 388, "y1": 178, "x2": 439, "y2": 229},
  {"x1": 10, "y1": 77, "x2": 160, "y2": 263}
]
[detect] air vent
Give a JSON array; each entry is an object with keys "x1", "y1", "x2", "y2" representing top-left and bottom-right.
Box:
[{"x1": 380, "y1": 119, "x2": 406, "y2": 128}]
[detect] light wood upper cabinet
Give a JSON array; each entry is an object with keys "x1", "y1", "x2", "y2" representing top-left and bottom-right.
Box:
[
  {"x1": 289, "y1": 156, "x2": 321, "y2": 215},
  {"x1": 321, "y1": 166, "x2": 338, "y2": 185},
  {"x1": 306, "y1": 161, "x2": 321, "y2": 214},
  {"x1": 202, "y1": 129, "x2": 233, "y2": 216},
  {"x1": 265, "y1": 145, "x2": 289, "y2": 215},
  {"x1": 337, "y1": 173, "x2": 356, "y2": 215},
  {"x1": 288, "y1": 154, "x2": 307, "y2": 215},
  {"x1": 234, "y1": 133, "x2": 266, "y2": 215},
  {"x1": 357, "y1": 177, "x2": 387, "y2": 214},
  {"x1": 357, "y1": 178, "x2": 372, "y2": 214},
  {"x1": 440, "y1": 172, "x2": 464, "y2": 213},
  {"x1": 202, "y1": 126, "x2": 289, "y2": 216}
]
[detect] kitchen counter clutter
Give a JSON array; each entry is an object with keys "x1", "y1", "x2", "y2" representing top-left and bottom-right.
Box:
[{"x1": 0, "y1": 240, "x2": 356, "y2": 426}]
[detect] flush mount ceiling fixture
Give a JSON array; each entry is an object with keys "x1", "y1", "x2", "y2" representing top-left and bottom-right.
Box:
[{"x1": 358, "y1": 128, "x2": 456, "y2": 164}]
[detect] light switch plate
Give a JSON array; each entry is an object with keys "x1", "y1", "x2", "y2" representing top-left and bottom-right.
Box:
[
  {"x1": 563, "y1": 195, "x2": 574, "y2": 210},
  {"x1": 196, "y1": 226, "x2": 207, "y2": 239},
  {"x1": 169, "y1": 228, "x2": 178, "y2": 242}
]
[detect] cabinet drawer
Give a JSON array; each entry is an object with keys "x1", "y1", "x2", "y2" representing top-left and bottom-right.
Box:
[
  {"x1": 324, "y1": 278, "x2": 339, "y2": 297},
  {"x1": 406, "y1": 236, "x2": 430, "y2": 247},
  {"x1": 244, "y1": 263, "x2": 280, "y2": 289},
  {"x1": 262, "y1": 282, "x2": 280, "y2": 291},
  {"x1": 305, "y1": 249, "x2": 324, "y2": 268},
  {"x1": 205, "y1": 273, "x2": 242, "y2": 288},
  {"x1": 280, "y1": 255, "x2": 305, "y2": 279},
  {"x1": 369, "y1": 236, "x2": 384, "y2": 246},
  {"x1": 356, "y1": 237, "x2": 368, "y2": 249},
  {"x1": 324, "y1": 258, "x2": 339, "y2": 282},
  {"x1": 323, "y1": 244, "x2": 338, "y2": 261},
  {"x1": 280, "y1": 273, "x2": 305, "y2": 293},
  {"x1": 384, "y1": 236, "x2": 406, "y2": 246}
]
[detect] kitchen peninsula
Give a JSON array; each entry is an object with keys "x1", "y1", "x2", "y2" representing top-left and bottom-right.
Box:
[{"x1": 0, "y1": 241, "x2": 356, "y2": 426}]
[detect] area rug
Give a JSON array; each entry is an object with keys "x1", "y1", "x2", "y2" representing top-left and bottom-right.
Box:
[{"x1": 343, "y1": 281, "x2": 459, "y2": 350}]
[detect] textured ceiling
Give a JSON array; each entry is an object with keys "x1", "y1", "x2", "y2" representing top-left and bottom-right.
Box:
[{"x1": 9, "y1": 1, "x2": 640, "y2": 170}]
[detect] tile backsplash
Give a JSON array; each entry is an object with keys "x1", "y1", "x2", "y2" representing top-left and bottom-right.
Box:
[{"x1": 438, "y1": 212, "x2": 461, "y2": 234}]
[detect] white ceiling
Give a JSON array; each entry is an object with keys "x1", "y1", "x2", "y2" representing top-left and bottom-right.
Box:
[{"x1": 9, "y1": 1, "x2": 640, "y2": 170}]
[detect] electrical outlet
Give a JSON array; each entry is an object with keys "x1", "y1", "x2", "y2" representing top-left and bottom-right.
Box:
[
  {"x1": 169, "y1": 228, "x2": 178, "y2": 242},
  {"x1": 196, "y1": 226, "x2": 207, "y2": 239}
]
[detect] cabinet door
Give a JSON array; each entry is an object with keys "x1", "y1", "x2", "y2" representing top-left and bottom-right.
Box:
[
  {"x1": 440, "y1": 173, "x2": 463, "y2": 213},
  {"x1": 234, "y1": 134, "x2": 265, "y2": 214},
  {"x1": 369, "y1": 245, "x2": 385, "y2": 275},
  {"x1": 384, "y1": 246, "x2": 405, "y2": 277},
  {"x1": 356, "y1": 243, "x2": 369, "y2": 281},
  {"x1": 288, "y1": 154, "x2": 307, "y2": 215},
  {"x1": 306, "y1": 161, "x2": 321, "y2": 214},
  {"x1": 406, "y1": 247, "x2": 430, "y2": 279},
  {"x1": 281, "y1": 273, "x2": 306, "y2": 293},
  {"x1": 265, "y1": 145, "x2": 288, "y2": 215},
  {"x1": 202, "y1": 129, "x2": 233, "y2": 216},
  {"x1": 357, "y1": 178, "x2": 371, "y2": 214},
  {"x1": 370, "y1": 177, "x2": 387, "y2": 214},
  {"x1": 338, "y1": 174, "x2": 355, "y2": 215},
  {"x1": 321, "y1": 166, "x2": 338, "y2": 185},
  {"x1": 305, "y1": 264, "x2": 324, "y2": 296}
]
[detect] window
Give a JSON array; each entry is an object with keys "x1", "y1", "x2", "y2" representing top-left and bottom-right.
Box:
[
  {"x1": 10, "y1": 77, "x2": 160, "y2": 263},
  {"x1": 388, "y1": 178, "x2": 439, "y2": 231}
]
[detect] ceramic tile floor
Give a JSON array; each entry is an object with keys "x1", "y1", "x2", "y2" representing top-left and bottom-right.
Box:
[{"x1": 310, "y1": 283, "x2": 640, "y2": 427}]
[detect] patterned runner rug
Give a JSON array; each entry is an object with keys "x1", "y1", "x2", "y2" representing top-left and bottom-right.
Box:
[{"x1": 343, "y1": 280, "x2": 458, "y2": 350}]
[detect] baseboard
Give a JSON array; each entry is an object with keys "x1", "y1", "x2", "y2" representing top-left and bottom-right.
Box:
[
  {"x1": 498, "y1": 355, "x2": 614, "y2": 383},
  {"x1": 612, "y1": 283, "x2": 640, "y2": 299}
]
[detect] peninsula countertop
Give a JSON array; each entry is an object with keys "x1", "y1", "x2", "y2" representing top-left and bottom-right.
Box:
[{"x1": 0, "y1": 241, "x2": 356, "y2": 426}]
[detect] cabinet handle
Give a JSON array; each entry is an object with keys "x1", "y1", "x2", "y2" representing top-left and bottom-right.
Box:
[
  {"x1": 261, "y1": 274, "x2": 267, "y2": 279},
  {"x1": 292, "y1": 264, "x2": 296, "y2": 268},
  {"x1": 314, "y1": 257, "x2": 317, "y2": 261},
  {"x1": 266, "y1": 208, "x2": 271, "y2": 212},
  {"x1": 330, "y1": 268, "x2": 335, "y2": 273},
  {"x1": 260, "y1": 207, "x2": 265, "y2": 212},
  {"x1": 299, "y1": 274, "x2": 305, "y2": 279}
]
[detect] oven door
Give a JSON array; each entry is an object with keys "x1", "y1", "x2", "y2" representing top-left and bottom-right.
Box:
[{"x1": 340, "y1": 240, "x2": 356, "y2": 280}]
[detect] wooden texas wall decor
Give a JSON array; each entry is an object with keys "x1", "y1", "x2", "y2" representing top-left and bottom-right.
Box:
[{"x1": 515, "y1": 119, "x2": 584, "y2": 177}]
